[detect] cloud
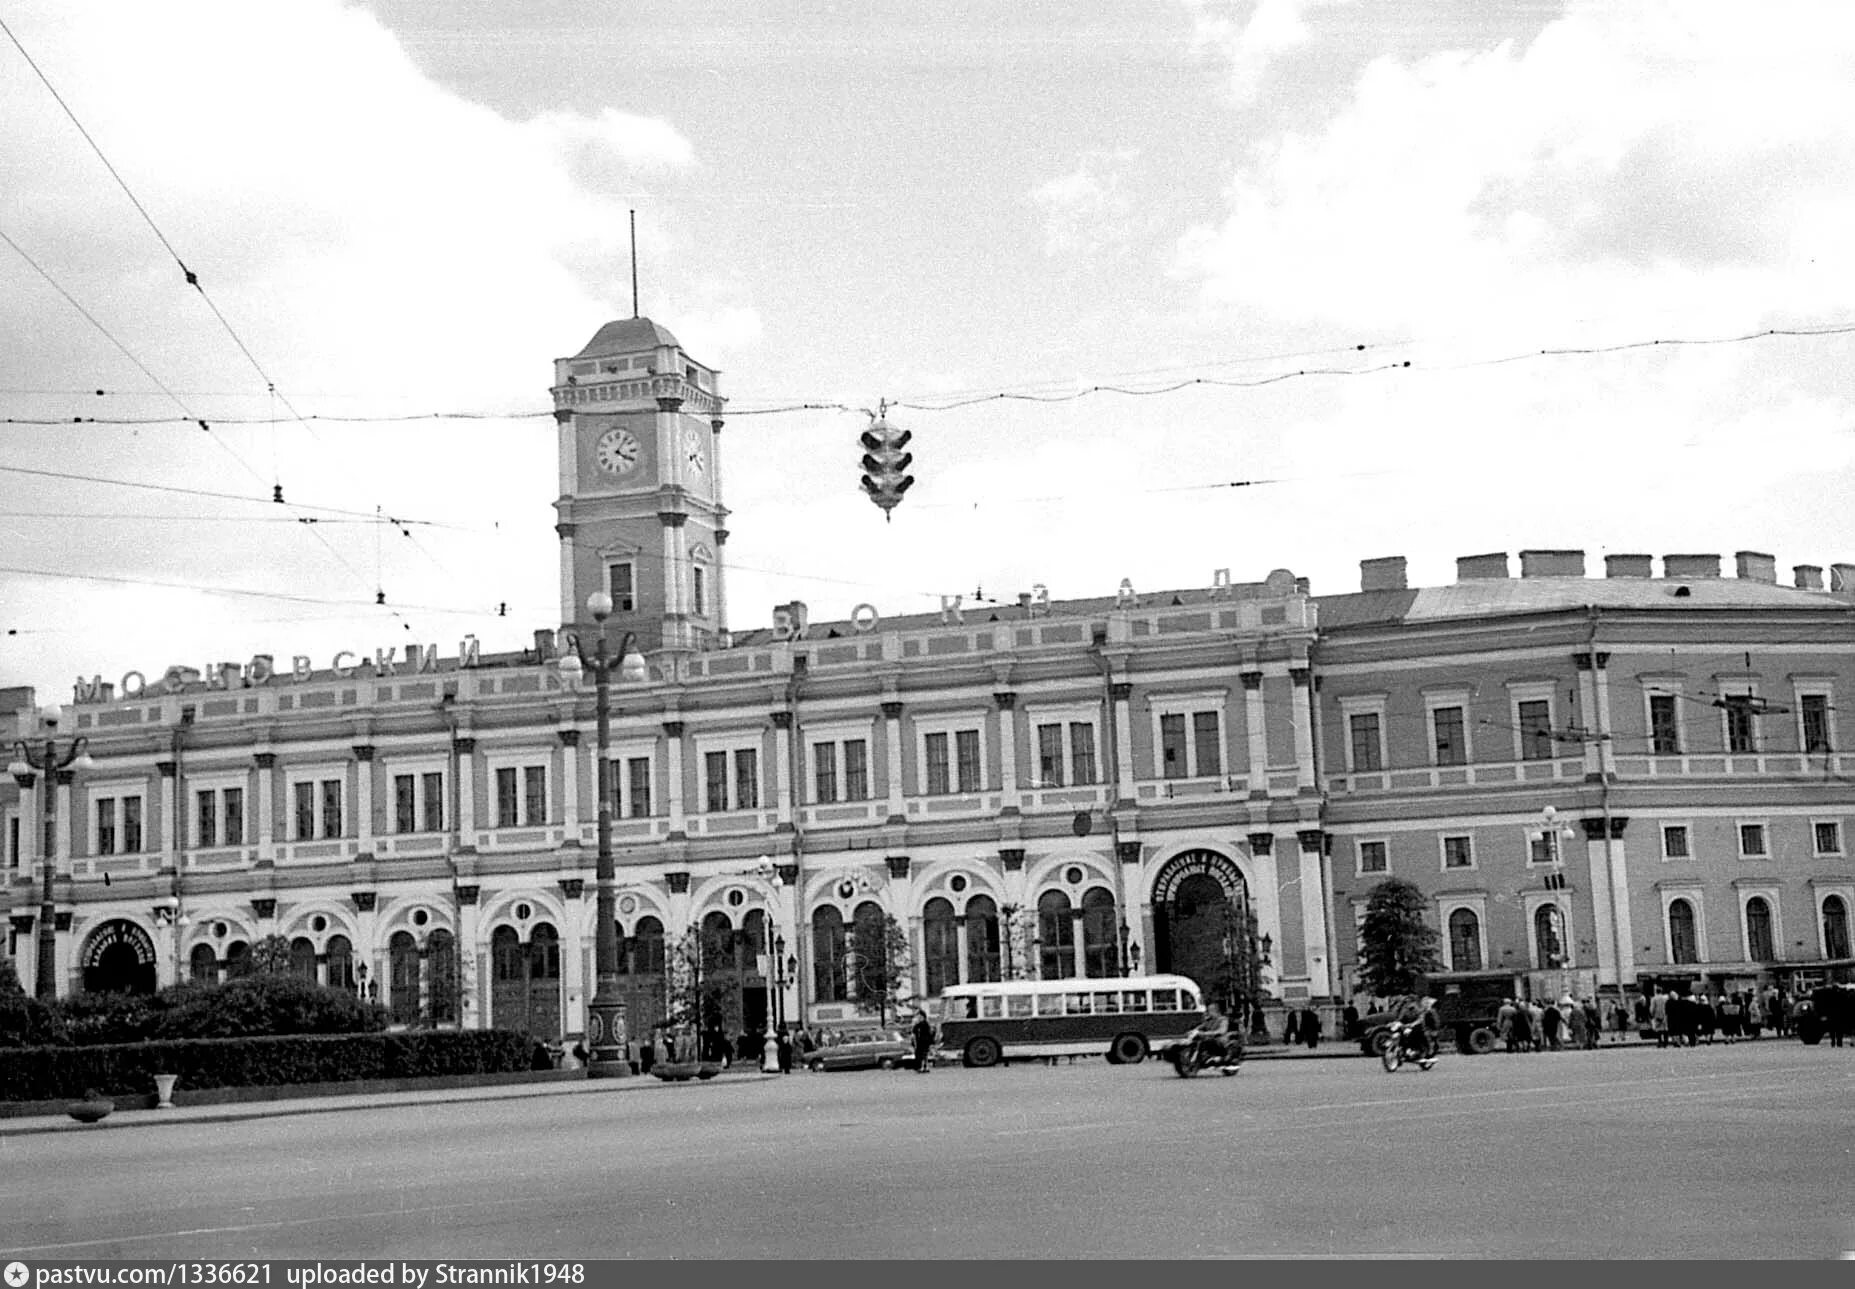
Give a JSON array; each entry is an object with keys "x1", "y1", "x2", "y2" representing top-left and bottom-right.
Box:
[
  {"x1": 1031, "y1": 150, "x2": 1141, "y2": 257},
  {"x1": 1184, "y1": 0, "x2": 1323, "y2": 104},
  {"x1": 528, "y1": 108, "x2": 696, "y2": 172}
]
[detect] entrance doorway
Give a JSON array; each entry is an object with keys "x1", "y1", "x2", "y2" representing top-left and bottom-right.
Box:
[
  {"x1": 81, "y1": 920, "x2": 157, "y2": 994},
  {"x1": 1151, "y1": 850, "x2": 1264, "y2": 1031}
]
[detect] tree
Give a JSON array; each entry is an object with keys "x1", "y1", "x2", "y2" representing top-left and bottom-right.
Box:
[
  {"x1": 1357, "y1": 877, "x2": 1441, "y2": 999},
  {"x1": 246, "y1": 934, "x2": 297, "y2": 977},
  {"x1": 850, "y1": 913, "x2": 913, "y2": 1025}
]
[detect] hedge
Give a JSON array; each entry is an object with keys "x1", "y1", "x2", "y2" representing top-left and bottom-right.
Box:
[{"x1": 0, "y1": 1028, "x2": 534, "y2": 1101}]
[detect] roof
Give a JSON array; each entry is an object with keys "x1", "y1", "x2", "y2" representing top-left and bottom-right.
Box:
[
  {"x1": 572, "y1": 316, "x2": 681, "y2": 360},
  {"x1": 1317, "y1": 576, "x2": 1851, "y2": 629}
]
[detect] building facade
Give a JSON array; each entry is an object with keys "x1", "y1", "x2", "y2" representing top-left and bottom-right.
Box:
[{"x1": 5, "y1": 318, "x2": 1853, "y2": 1044}]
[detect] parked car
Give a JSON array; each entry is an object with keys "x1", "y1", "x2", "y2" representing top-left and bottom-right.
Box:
[{"x1": 805, "y1": 1030, "x2": 915, "y2": 1072}]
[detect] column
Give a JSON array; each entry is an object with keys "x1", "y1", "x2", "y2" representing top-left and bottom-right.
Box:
[
  {"x1": 1297, "y1": 830, "x2": 1330, "y2": 998},
  {"x1": 453, "y1": 737, "x2": 477, "y2": 851},
  {"x1": 886, "y1": 856, "x2": 914, "y2": 1001},
  {"x1": 157, "y1": 760, "x2": 180, "y2": 987},
  {"x1": 1574, "y1": 653, "x2": 1602, "y2": 779},
  {"x1": 1591, "y1": 652, "x2": 1616, "y2": 777},
  {"x1": 1109, "y1": 683, "x2": 1136, "y2": 802},
  {"x1": 713, "y1": 527, "x2": 731, "y2": 640},
  {"x1": 992, "y1": 692, "x2": 1020, "y2": 808},
  {"x1": 1583, "y1": 817, "x2": 1636, "y2": 990},
  {"x1": 771, "y1": 711, "x2": 795, "y2": 828},
  {"x1": 1241, "y1": 672, "x2": 1267, "y2": 797},
  {"x1": 456, "y1": 885, "x2": 482, "y2": 1030},
  {"x1": 882, "y1": 701, "x2": 906, "y2": 822},
  {"x1": 353, "y1": 891, "x2": 379, "y2": 1002},
  {"x1": 254, "y1": 752, "x2": 276, "y2": 858},
  {"x1": 660, "y1": 512, "x2": 688, "y2": 648},
  {"x1": 1070, "y1": 907, "x2": 1087, "y2": 979},
  {"x1": 17, "y1": 777, "x2": 41, "y2": 991},
  {"x1": 352, "y1": 745, "x2": 375, "y2": 858},
  {"x1": 1289, "y1": 668, "x2": 1316, "y2": 792},
  {"x1": 663, "y1": 722, "x2": 686, "y2": 835},
  {"x1": 558, "y1": 730, "x2": 581, "y2": 843},
  {"x1": 559, "y1": 878, "x2": 586, "y2": 1039},
  {"x1": 1248, "y1": 833, "x2": 1283, "y2": 996},
  {"x1": 1000, "y1": 850, "x2": 1027, "y2": 979},
  {"x1": 54, "y1": 771, "x2": 72, "y2": 878},
  {"x1": 1117, "y1": 840, "x2": 1145, "y2": 970},
  {"x1": 954, "y1": 916, "x2": 971, "y2": 986}
]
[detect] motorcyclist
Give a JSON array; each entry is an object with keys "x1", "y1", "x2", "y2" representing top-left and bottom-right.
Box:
[
  {"x1": 1415, "y1": 996, "x2": 1442, "y2": 1061},
  {"x1": 1192, "y1": 1000, "x2": 1233, "y2": 1063}
]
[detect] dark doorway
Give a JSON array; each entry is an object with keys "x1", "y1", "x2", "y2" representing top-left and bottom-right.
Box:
[
  {"x1": 82, "y1": 920, "x2": 157, "y2": 994},
  {"x1": 1151, "y1": 852, "x2": 1261, "y2": 1028}
]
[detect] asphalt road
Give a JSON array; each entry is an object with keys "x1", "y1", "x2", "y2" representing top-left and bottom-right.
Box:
[{"x1": 1, "y1": 1042, "x2": 1849, "y2": 1259}]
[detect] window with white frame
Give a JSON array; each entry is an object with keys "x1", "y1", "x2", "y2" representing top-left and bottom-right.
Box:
[
  {"x1": 1149, "y1": 693, "x2": 1227, "y2": 781},
  {"x1": 1441, "y1": 834, "x2": 1474, "y2": 870},
  {"x1": 1528, "y1": 897, "x2": 1571, "y2": 968},
  {"x1": 699, "y1": 740, "x2": 761, "y2": 812},
  {"x1": 1507, "y1": 681, "x2": 1557, "y2": 761},
  {"x1": 90, "y1": 787, "x2": 144, "y2": 856},
  {"x1": 1796, "y1": 686, "x2": 1834, "y2": 754},
  {"x1": 1661, "y1": 823, "x2": 1691, "y2": 860},
  {"x1": 1664, "y1": 892, "x2": 1703, "y2": 964},
  {"x1": 1356, "y1": 839, "x2": 1388, "y2": 875},
  {"x1": 1643, "y1": 683, "x2": 1683, "y2": 755},
  {"x1": 1438, "y1": 896, "x2": 1488, "y2": 972},
  {"x1": 603, "y1": 745, "x2": 655, "y2": 818},
  {"x1": 1339, "y1": 695, "x2": 1387, "y2": 773},
  {"x1": 607, "y1": 561, "x2": 636, "y2": 613},
  {"x1": 1740, "y1": 891, "x2": 1780, "y2": 962},
  {"x1": 389, "y1": 764, "x2": 445, "y2": 834},
  {"x1": 1027, "y1": 705, "x2": 1101, "y2": 788},
  {"x1": 918, "y1": 720, "x2": 984, "y2": 795},
  {"x1": 1737, "y1": 821, "x2": 1768, "y2": 859},
  {"x1": 287, "y1": 770, "x2": 345, "y2": 841},
  {"x1": 1429, "y1": 701, "x2": 1469, "y2": 767},
  {"x1": 809, "y1": 725, "x2": 873, "y2": 804},
  {"x1": 1717, "y1": 683, "x2": 1760, "y2": 754},
  {"x1": 1813, "y1": 819, "x2": 1843, "y2": 857},
  {"x1": 490, "y1": 760, "x2": 549, "y2": 828},
  {"x1": 194, "y1": 781, "x2": 247, "y2": 848},
  {"x1": 5, "y1": 809, "x2": 18, "y2": 871}
]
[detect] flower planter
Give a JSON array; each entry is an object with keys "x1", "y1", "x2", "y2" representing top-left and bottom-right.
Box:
[
  {"x1": 153, "y1": 1074, "x2": 179, "y2": 1109},
  {"x1": 66, "y1": 1096, "x2": 114, "y2": 1124},
  {"x1": 650, "y1": 1060, "x2": 723, "y2": 1082}
]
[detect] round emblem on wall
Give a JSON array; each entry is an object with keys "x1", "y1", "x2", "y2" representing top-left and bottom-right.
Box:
[
  {"x1": 515, "y1": 902, "x2": 533, "y2": 921},
  {"x1": 618, "y1": 895, "x2": 638, "y2": 916},
  {"x1": 311, "y1": 915, "x2": 328, "y2": 933},
  {"x1": 949, "y1": 874, "x2": 968, "y2": 893},
  {"x1": 1065, "y1": 865, "x2": 1085, "y2": 886},
  {"x1": 727, "y1": 888, "x2": 745, "y2": 907},
  {"x1": 836, "y1": 879, "x2": 857, "y2": 900},
  {"x1": 412, "y1": 908, "x2": 429, "y2": 927}
]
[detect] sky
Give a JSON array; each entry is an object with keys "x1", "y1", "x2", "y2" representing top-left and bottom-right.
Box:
[{"x1": 3, "y1": 1, "x2": 1853, "y2": 704}]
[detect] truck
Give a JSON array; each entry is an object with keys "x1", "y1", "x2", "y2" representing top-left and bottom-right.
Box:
[{"x1": 1357, "y1": 970, "x2": 1527, "y2": 1056}]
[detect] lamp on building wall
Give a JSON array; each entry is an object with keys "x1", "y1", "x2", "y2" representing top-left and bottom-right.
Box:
[
  {"x1": 9, "y1": 704, "x2": 96, "y2": 1001},
  {"x1": 1117, "y1": 921, "x2": 1142, "y2": 977},
  {"x1": 558, "y1": 590, "x2": 650, "y2": 1079}
]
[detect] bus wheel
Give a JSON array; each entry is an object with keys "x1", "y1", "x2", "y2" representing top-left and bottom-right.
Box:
[
  {"x1": 965, "y1": 1037, "x2": 1001, "y2": 1068},
  {"x1": 1467, "y1": 1027, "x2": 1497, "y2": 1055},
  {"x1": 1110, "y1": 1033, "x2": 1148, "y2": 1065}
]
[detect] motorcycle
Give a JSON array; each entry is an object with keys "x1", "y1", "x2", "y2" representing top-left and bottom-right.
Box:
[
  {"x1": 1164, "y1": 1034, "x2": 1244, "y2": 1078},
  {"x1": 1379, "y1": 1019, "x2": 1437, "y2": 1072}
]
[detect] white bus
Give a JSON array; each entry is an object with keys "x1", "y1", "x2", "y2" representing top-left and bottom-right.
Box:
[{"x1": 933, "y1": 974, "x2": 1207, "y2": 1067}]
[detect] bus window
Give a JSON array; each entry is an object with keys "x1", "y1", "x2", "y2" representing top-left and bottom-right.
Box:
[
  {"x1": 1094, "y1": 992, "x2": 1120, "y2": 1014},
  {"x1": 1152, "y1": 988, "x2": 1178, "y2": 1011},
  {"x1": 980, "y1": 995, "x2": 1003, "y2": 1019},
  {"x1": 1122, "y1": 990, "x2": 1148, "y2": 1012},
  {"x1": 1035, "y1": 993, "x2": 1065, "y2": 1017},
  {"x1": 1008, "y1": 994, "x2": 1033, "y2": 1018},
  {"x1": 1066, "y1": 992, "x2": 1092, "y2": 1015},
  {"x1": 1181, "y1": 990, "x2": 1199, "y2": 1011}
]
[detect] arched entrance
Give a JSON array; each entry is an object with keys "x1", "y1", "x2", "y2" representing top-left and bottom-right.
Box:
[
  {"x1": 1151, "y1": 849, "x2": 1264, "y2": 1029},
  {"x1": 490, "y1": 922, "x2": 561, "y2": 1038},
  {"x1": 81, "y1": 920, "x2": 157, "y2": 994}
]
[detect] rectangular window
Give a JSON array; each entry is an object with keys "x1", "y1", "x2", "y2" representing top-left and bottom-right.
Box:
[
  {"x1": 626, "y1": 757, "x2": 651, "y2": 817},
  {"x1": 705, "y1": 752, "x2": 728, "y2": 812},
  {"x1": 692, "y1": 566, "x2": 706, "y2": 617},
  {"x1": 320, "y1": 779, "x2": 342, "y2": 838},
  {"x1": 1037, "y1": 724, "x2": 1064, "y2": 787},
  {"x1": 813, "y1": 741, "x2": 838, "y2": 803},
  {"x1": 421, "y1": 772, "x2": 442, "y2": 832},
  {"x1": 1663, "y1": 825, "x2": 1690, "y2": 859},
  {"x1": 1518, "y1": 700, "x2": 1554, "y2": 760},
  {"x1": 925, "y1": 733, "x2": 950, "y2": 795},
  {"x1": 95, "y1": 798, "x2": 116, "y2": 856},
  {"x1": 1358, "y1": 840, "x2": 1387, "y2": 874},
  {"x1": 523, "y1": 765, "x2": 547, "y2": 826},
  {"x1": 6, "y1": 815, "x2": 17, "y2": 870},
  {"x1": 200, "y1": 789, "x2": 221, "y2": 847},
  {"x1": 1070, "y1": 724, "x2": 1097, "y2": 785},
  {"x1": 734, "y1": 749, "x2": 759, "y2": 810},
  {"x1": 1160, "y1": 714, "x2": 1186, "y2": 779},
  {"x1": 496, "y1": 767, "x2": 518, "y2": 827},
  {"x1": 122, "y1": 796, "x2": 141, "y2": 853},
  {"x1": 294, "y1": 782, "x2": 315, "y2": 841},
  {"x1": 1738, "y1": 823, "x2": 1767, "y2": 857},
  {"x1": 1191, "y1": 712, "x2": 1221, "y2": 777},
  {"x1": 843, "y1": 740, "x2": 869, "y2": 801},
  {"x1": 1802, "y1": 694, "x2": 1831, "y2": 753},
  {"x1": 1650, "y1": 694, "x2": 1680, "y2": 755},
  {"x1": 1724, "y1": 697, "x2": 1757, "y2": 754},
  {"x1": 394, "y1": 775, "x2": 416, "y2": 834},
  {"x1": 955, "y1": 730, "x2": 981, "y2": 793},
  {"x1": 608, "y1": 562, "x2": 635, "y2": 612},
  {"x1": 1350, "y1": 713, "x2": 1383, "y2": 771},
  {"x1": 1443, "y1": 835, "x2": 1474, "y2": 869},
  {"x1": 223, "y1": 788, "x2": 243, "y2": 845},
  {"x1": 1433, "y1": 707, "x2": 1466, "y2": 766},
  {"x1": 1813, "y1": 821, "x2": 1842, "y2": 855}
]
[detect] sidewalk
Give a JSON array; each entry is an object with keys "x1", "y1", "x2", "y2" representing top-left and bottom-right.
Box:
[{"x1": 0, "y1": 1067, "x2": 780, "y2": 1139}]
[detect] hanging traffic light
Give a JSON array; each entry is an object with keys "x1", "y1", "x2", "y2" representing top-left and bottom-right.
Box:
[{"x1": 859, "y1": 402, "x2": 914, "y2": 521}]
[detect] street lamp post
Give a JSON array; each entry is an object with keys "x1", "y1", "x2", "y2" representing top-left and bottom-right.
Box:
[
  {"x1": 1530, "y1": 805, "x2": 1578, "y2": 974},
  {"x1": 558, "y1": 591, "x2": 649, "y2": 1078},
  {"x1": 1117, "y1": 921, "x2": 1142, "y2": 978},
  {"x1": 747, "y1": 855, "x2": 785, "y2": 1072},
  {"x1": 9, "y1": 704, "x2": 96, "y2": 1001}
]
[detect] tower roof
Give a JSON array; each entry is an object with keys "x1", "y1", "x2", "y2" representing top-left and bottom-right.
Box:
[{"x1": 572, "y1": 316, "x2": 682, "y2": 360}]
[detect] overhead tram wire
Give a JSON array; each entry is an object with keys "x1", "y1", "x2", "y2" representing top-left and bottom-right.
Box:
[{"x1": 0, "y1": 463, "x2": 475, "y2": 529}]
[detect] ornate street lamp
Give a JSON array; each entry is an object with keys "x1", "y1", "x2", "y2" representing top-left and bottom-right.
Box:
[
  {"x1": 1530, "y1": 805, "x2": 1578, "y2": 971},
  {"x1": 1117, "y1": 920, "x2": 1142, "y2": 977},
  {"x1": 558, "y1": 591, "x2": 649, "y2": 1078},
  {"x1": 9, "y1": 704, "x2": 96, "y2": 1001}
]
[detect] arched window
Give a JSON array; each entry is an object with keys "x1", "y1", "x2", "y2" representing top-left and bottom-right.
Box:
[
  {"x1": 529, "y1": 923, "x2": 561, "y2": 981},
  {"x1": 743, "y1": 908, "x2": 767, "y2": 964},
  {"x1": 491, "y1": 925, "x2": 525, "y2": 984},
  {"x1": 851, "y1": 900, "x2": 890, "y2": 1011},
  {"x1": 1448, "y1": 909, "x2": 1482, "y2": 971},
  {"x1": 632, "y1": 915, "x2": 666, "y2": 974},
  {"x1": 325, "y1": 935, "x2": 354, "y2": 990},
  {"x1": 188, "y1": 942, "x2": 219, "y2": 985},
  {"x1": 1745, "y1": 897, "x2": 1775, "y2": 962},
  {"x1": 964, "y1": 895, "x2": 1001, "y2": 983},
  {"x1": 923, "y1": 897, "x2": 958, "y2": 996},
  {"x1": 1534, "y1": 904, "x2": 1566, "y2": 968},
  {"x1": 812, "y1": 906, "x2": 848, "y2": 1003},
  {"x1": 389, "y1": 930, "x2": 420, "y2": 1025},
  {"x1": 427, "y1": 929, "x2": 459, "y2": 1025},
  {"x1": 289, "y1": 936, "x2": 318, "y2": 982},
  {"x1": 1081, "y1": 887, "x2": 1118, "y2": 979},
  {"x1": 701, "y1": 911, "x2": 734, "y2": 974},
  {"x1": 1038, "y1": 889, "x2": 1075, "y2": 981},
  {"x1": 224, "y1": 940, "x2": 251, "y2": 978},
  {"x1": 1824, "y1": 895, "x2": 1851, "y2": 960},
  {"x1": 1668, "y1": 898, "x2": 1699, "y2": 965}
]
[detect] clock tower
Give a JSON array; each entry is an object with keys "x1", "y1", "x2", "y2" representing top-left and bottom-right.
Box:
[{"x1": 551, "y1": 316, "x2": 730, "y2": 658}]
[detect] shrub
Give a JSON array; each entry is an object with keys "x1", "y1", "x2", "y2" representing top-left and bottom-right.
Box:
[
  {"x1": 56, "y1": 990, "x2": 166, "y2": 1044},
  {"x1": 0, "y1": 995, "x2": 67, "y2": 1048},
  {"x1": 150, "y1": 975, "x2": 389, "y2": 1041}
]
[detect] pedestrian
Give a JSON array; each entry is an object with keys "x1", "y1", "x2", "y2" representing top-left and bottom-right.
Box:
[
  {"x1": 1342, "y1": 1001, "x2": 1360, "y2": 1042},
  {"x1": 1696, "y1": 996, "x2": 1717, "y2": 1045},
  {"x1": 1542, "y1": 1001, "x2": 1563, "y2": 1051},
  {"x1": 1771, "y1": 988, "x2": 1790, "y2": 1037},
  {"x1": 1650, "y1": 988, "x2": 1670, "y2": 1048},
  {"x1": 1582, "y1": 999, "x2": 1601, "y2": 1049},
  {"x1": 1497, "y1": 998, "x2": 1518, "y2": 1053},
  {"x1": 1719, "y1": 993, "x2": 1742, "y2": 1043},
  {"x1": 1567, "y1": 1000, "x2": 1589, "y2": 1050},
  {"x1": 1284, "y1": 1008, "x2": 1301, "y2": 1046},
  {"x1": 1746, "y1": 993, "x2": 1764, "y2": 1040},
  {"x1": 911, "y1": 1008, "x2": 935, "y2": 1073},
  {"x1": 1512, "y1": 1000, "x2": 1535, "y2": 1053},
  {"x1": 1301, "y1": 1006, "x2": 1322, "y2": 1049},
  {"x1": 776, "y1": 1024, "x2": 793, "y2": 1073}
]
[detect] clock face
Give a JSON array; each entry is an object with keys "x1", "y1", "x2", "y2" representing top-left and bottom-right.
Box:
[
  {"x1": 682, "y1": 426, "x2": 706, "y2": 474},
  {"x1": 595, "y1": 428, "x2": 641, "y2": 475}
]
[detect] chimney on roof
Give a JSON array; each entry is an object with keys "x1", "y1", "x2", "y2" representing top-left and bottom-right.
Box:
[
  {"x1": 1734, "y1": 551, "x2": 1777, "y2": 584},
  {"x1": 1605, "y1": 554, "x2": 1654, "y2": 579},
  {"x1": 1794, "y1": 564, "x2": 1824, "y2": 590},
  {"x1": 1832, "y1": 563, "x2": 1855, "y2": 593},
  {"x1": 1360, "y1": 557, "x2": 1407, "y2": 592},
  {"x1": 1663, "y1": 554, "x2": 1721, "y2": 579},
  {"x1": 1519, "y1": 549, "x2": 1585, "y2": 578},
  {"x1": 1456, "y1": 552, "x2": 1510, "y2": 581}
]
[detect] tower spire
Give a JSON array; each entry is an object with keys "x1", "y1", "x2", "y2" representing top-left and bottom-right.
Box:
[{"x1": 630, "y1": 209, "x2": 639, "y2": 319}]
